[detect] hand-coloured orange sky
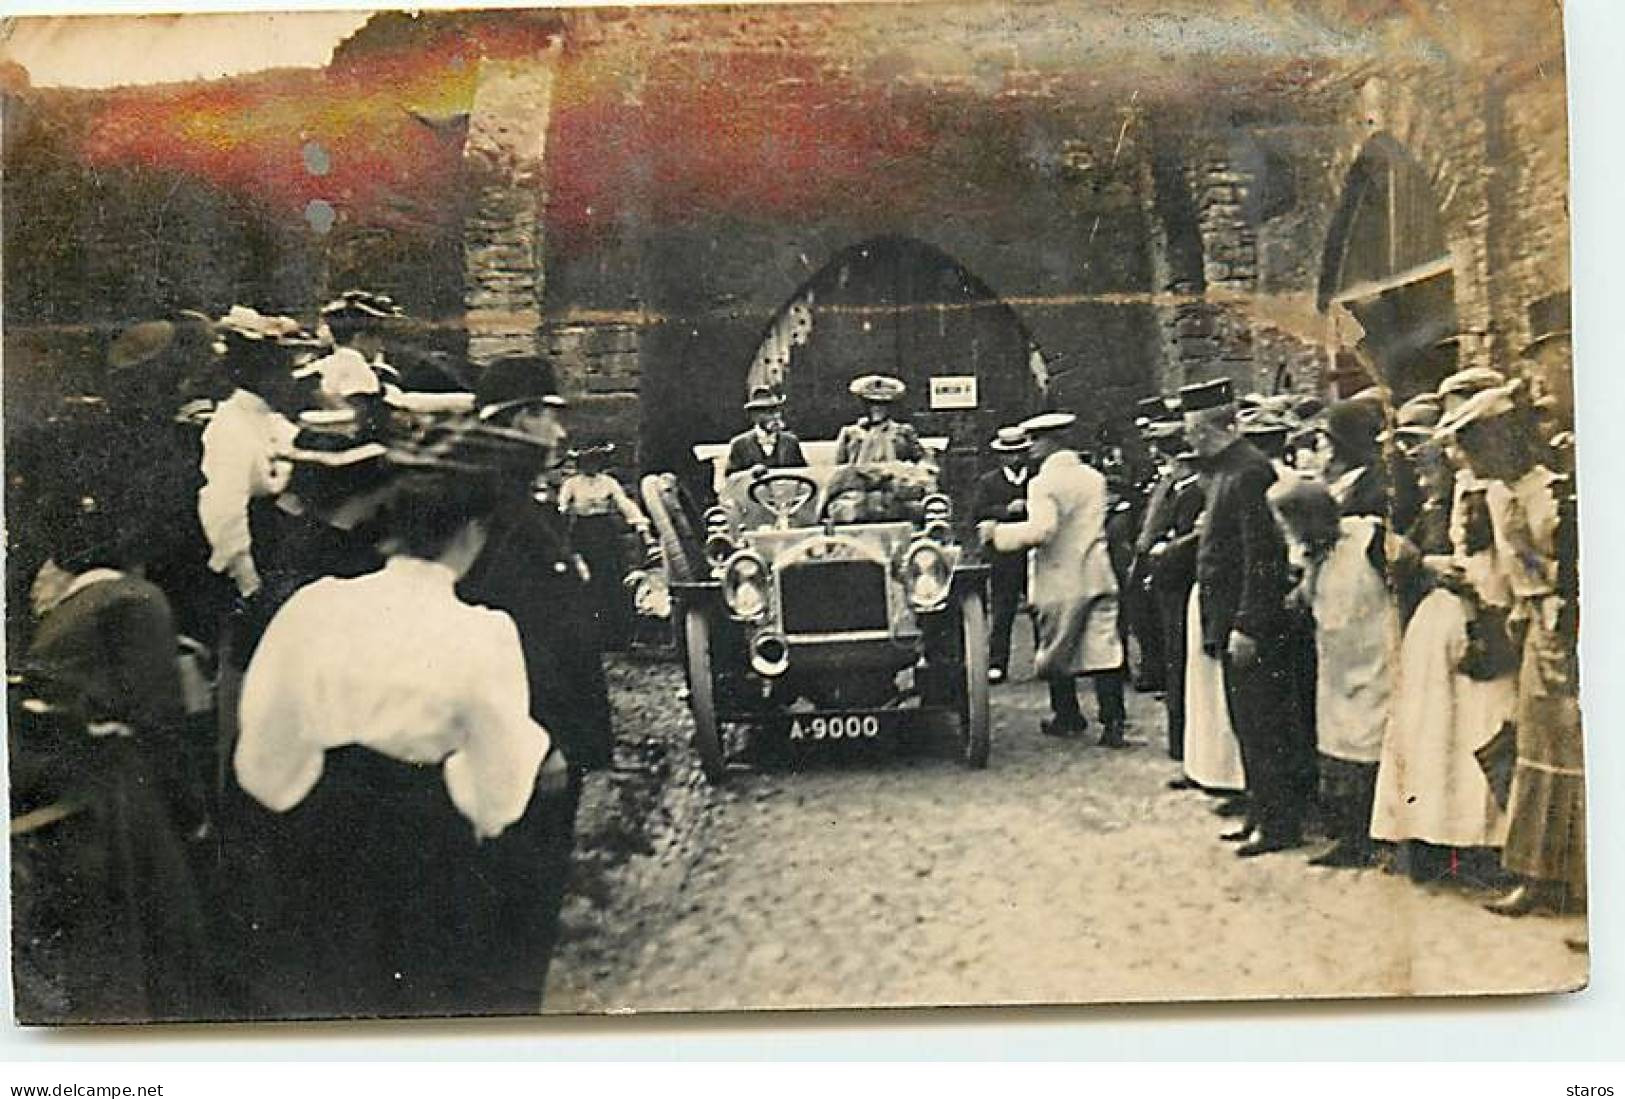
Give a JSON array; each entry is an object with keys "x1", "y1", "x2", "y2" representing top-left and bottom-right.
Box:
[{"x1": 6, "y1": 4, "x2": 1512, "y2": 262}]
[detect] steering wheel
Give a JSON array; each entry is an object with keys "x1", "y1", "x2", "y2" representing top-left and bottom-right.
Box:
[{"x1": 747, "y1": 470, "x2": 820, "y2": 530}]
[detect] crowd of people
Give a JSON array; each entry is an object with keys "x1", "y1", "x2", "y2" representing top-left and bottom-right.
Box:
[
  {"x1": 970, "y1": 308, "x2": 1583, "y2": 946},
  {"x1": 7, "y1": 286, "x2": 1586, "y2": 1022},
  {"x1": 8, "y1": 293, "x2": 652, "y2": 1022}
]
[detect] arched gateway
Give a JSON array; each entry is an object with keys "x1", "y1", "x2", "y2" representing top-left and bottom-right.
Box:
[
  {"x1": 1318, "y1": 134, "x2": 1459, "y2": 399},
  {"x1": 741, "y1": 235, "x2": 1048, "y2": 503}
]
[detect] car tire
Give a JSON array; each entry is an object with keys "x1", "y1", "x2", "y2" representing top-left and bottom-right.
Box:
[
  {"x1": 958, "y1": 587, "x2": 991, "y2": 769},
  {"x1": 641, "y1": 473, "x2": 702, "y2": 584},
  {"x1": 683, "y1": 604, "x2": 728, "y2": 783}
]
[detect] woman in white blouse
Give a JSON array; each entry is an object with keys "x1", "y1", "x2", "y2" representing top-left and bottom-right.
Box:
[
  {"x1": 234, "y1": 471, "x2": 565, "y2": 1018},
  {"x1": 557, "y1": 441, "x2": 652, "y2": 650}
]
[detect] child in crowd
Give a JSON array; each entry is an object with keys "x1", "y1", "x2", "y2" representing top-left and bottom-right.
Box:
[{"x1": 1269, "y1": 475, "x2": 1397, "y2": 868}]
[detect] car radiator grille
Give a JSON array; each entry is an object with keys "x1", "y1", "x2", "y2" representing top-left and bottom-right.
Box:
[{"x1": 779, "y1": 560, "x2": 889, "y2": 634}]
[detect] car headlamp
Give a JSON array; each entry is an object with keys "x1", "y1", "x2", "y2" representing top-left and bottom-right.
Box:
[
  {"x1": 901, "y1": 539, "x2": 953, "y2": 612},
  {"x1": 722, "y1": 550, "x2": 771, "y2": 622},
  {"x1": 705, "y1": 532, "x2": 737, "y2": 569}
]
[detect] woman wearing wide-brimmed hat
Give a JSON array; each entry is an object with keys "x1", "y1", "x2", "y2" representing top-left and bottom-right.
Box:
[
  {"x1": 1435, "y1": 386, "x2": 1585, "y2": 919},
  {"x1": 234, "y1": 428, "x2": 567, "y2": 1019},
  {"x1": 1370, "y1": 388, "x2": 1520, "y2": 882},
  {"x1": 834, "y1": 374, "x2": 926, "y2": 465}
]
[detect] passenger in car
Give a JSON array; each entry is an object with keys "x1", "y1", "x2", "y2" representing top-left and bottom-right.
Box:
[{"x1": 834, "y1": 374, "x2": 926, "y2": 465}]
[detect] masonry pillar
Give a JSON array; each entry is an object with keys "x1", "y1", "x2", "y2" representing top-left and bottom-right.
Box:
[
  {"x1": 1192, "y1": 148, "x2": 1264, "y2": 393},
  {"x1": 462, "y1": 46, "x2": 561, "y2": 367}
]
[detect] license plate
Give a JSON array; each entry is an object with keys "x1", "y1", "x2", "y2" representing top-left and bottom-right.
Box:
[{"x1": 783, "y1": 710, "x2": 899, "y2": 743}]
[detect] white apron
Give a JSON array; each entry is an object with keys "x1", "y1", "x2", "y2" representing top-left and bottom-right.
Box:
[
  {"x1": 1307, "y1": 517, "x2": 1396, "y2": 764},
  {"x1": 1181, "y1": 585, "x2": 1245, "y2": 791}
]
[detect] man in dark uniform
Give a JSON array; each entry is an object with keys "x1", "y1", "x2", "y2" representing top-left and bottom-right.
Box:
[
  {"x1": 1148, "y1": 451, "x2": 1205, "y2": 769},
  {"x1": 1124, "y1": 395, "x2": 1182, "y2": 692},
  {"x1": 971, "y1": 425, "x2": 1033, "y2": 683},
  {"x1": 456, "y1": 353, "x2": 612, "y2": 1010},
  {"x1": 1182, "y1": 378, "x2": 1310, "y2": 857},
  {"x1": 725, "y1": 386, "x2": 807, "y2": 475}
]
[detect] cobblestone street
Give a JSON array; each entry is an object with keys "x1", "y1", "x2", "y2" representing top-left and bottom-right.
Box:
[{"x1": 546, "y1": 637, "x2": 1587, "y2": 1014}]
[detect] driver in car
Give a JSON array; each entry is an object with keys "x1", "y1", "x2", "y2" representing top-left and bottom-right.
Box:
[
  {"x1": 833, "y1": 374, "x2": 926, "y2": 465},
  {"x1": 725, "y1": 386, "x2": 806, "y2": 476}
]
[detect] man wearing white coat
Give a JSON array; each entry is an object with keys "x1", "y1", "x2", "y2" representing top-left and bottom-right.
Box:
[{"x1": 979, "y1": 412, "x2": 1127, "y2": 746}]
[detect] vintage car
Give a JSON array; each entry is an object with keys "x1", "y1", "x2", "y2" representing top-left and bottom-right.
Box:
[{"x1": 641, "y1": 450, "x2": 990, "y2": 782}]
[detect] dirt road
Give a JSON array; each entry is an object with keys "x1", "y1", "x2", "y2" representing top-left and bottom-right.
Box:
[{"x1": 545, "y1": 642, "x2": 1587, "y2": 1014}]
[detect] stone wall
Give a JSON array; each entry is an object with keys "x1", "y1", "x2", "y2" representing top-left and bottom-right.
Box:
[
  {"x1": 1489, "y1": 62, "x2": 1573, "y2": 361},
  {"x1": 3, "y1": 4, "x2": 1572, "y2": 468},
  {"x1": 462, "y1": 50, "x2": 561, "y2": 366}
]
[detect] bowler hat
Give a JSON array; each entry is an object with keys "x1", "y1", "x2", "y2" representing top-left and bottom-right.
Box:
[
  {"x1": 475, "y1": 354, "x2": 567, "y2": 420},
  {"x1": 1322, "y1": 399, "x2": 1385, "y2": 460},
  {"x1": 744, "y1": 385, "x2": 786, "y2": 411}
]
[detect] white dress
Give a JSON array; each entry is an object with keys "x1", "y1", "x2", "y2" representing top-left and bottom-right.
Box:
[
  {"x1": 1181, "y1": 585, "x2": 1245, "y2": 791},
  {"x1": 1306, "y1": 517, "x2": 1395, "y2": 764},
  {"x1": 1369, "y1": 491, "x2": 1516, "y2": 847}
]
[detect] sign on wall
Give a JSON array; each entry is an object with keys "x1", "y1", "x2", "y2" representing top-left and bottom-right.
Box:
[{"x1": 929, "y1": 375, "x2": 979, "y2": 410}]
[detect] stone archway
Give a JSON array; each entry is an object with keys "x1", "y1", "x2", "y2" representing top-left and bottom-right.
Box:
[
  {"x1": 1318, "y1": 133, "x2": 1458, "y2": 399},
  {"x1": 743, "y1": 235, "x2": 1047, "y2": 496}
]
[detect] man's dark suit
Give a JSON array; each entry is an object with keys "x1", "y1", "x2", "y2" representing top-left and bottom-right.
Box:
[
  {"x1": 724, "y1": 429, "x2": 807, "y2": 475},
  {"x1": 972, "y1": 466, "x2": 1030, "y2": 675},
  {"x1": 458, "y1": 486, "x2": 613, "y2": 1007},
  {"x1": 1144, "y1": 471, "x2": 1204, "y2": 760},
  {"x1": 1126, "y1": 467, "x2": 1179, "y2": 691},
  {"x1": 1196, "y1": 438, "x2": 1311, "y2": 841}
]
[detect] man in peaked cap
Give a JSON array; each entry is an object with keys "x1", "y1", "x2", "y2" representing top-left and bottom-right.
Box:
[
  {"x1": 1126, "y1": 394, "x2": 1186, "y2": 695},
  {"x1": 980, "y1": 411, "x2": 1127, "y2": 745},
  {"x1": 973, "y1": 425, "x2": 1036, "y2": 684},
  {"x1": 834, "y1": 374, "x2": 926, "y2": 465},
  {"x1": 725, "y1": 386, "x2": 807, "y2": 476},
  {"x1": 1180, "y1": 377, "x2": 1312, "y2": 855},
  {"x1": 1133, "y1": 395, "x2": 1174, "y2": 433}
]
